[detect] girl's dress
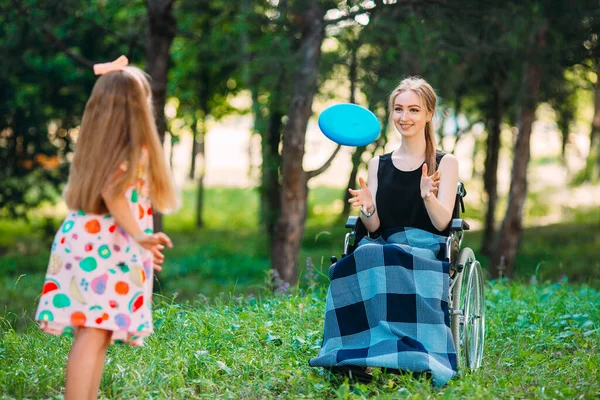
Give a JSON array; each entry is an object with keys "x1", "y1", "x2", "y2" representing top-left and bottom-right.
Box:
[{"x1": 36, "y1": 154, "x2": 154, "y2": 346}]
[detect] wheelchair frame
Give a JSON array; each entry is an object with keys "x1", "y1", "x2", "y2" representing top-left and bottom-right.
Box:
[{"x1": 334, "y1": 182, "x2": 485, "y2": 371}]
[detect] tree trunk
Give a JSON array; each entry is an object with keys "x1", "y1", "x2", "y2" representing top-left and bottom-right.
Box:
[
  {"x1": 259, "y1": 66, "x2": 285, "y2": 239},
  {"x1": 8, "y1": 112, "x2": 21, "y2": 176},
  {"x1": 271, "y1": 2, "x2": 325, "y2": 285},
  {"x1": 559, "y1": 117, "x2": 569, "y2": 161},
  {"x1": 451, "y1": 83, "x2": 466, "y2": 153},
  {"x1": 491, "y1": 25, "x2": 547, "y2": 278},
  {"x1": 586, "y1": 61, "x2": 600, "y2": 182},
  {"x1": 262, "y1": 107, "x2": 283, "y2": 238},
  {"x1": 146, "y1": 0, "x2": 176, "y2": 233},
  {"x1": 169, "y1": 133, "x2": 175, "y2": 168},
  {"x1": 341, "y1": 44, "x2": 361, "y2": 218},
  {"x1": 481, "y1": 85, "x2": 503, "y2": 256},
  {"x1": 189, "y1": 117, "x2": 198, "y2": 180},
  {"x1": 195, "y1": 119, "x2": 206, "y2": 228}
]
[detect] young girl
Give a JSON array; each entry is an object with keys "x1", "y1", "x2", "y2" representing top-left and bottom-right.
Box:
[{"x1": 35, "y1": 56, "x2": 179, "y2": 400}]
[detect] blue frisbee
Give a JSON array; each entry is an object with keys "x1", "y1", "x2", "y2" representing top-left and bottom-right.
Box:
[{"x1": 318, "y1": 103, "x2": 381, "y2": 146}]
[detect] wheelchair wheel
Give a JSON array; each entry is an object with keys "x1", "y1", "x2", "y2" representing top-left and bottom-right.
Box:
[{"x1": 450, "y1": 247, "x2": 485, "y2": 371}]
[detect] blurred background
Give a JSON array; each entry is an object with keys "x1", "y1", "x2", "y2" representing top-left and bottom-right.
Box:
[{"x1": 1, "y1": 0, "x2": 599, "y2": 331}]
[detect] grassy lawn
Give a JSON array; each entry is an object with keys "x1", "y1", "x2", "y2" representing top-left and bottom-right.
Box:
[
  {"x1": 0, "y1": 185, "x2": 599, "y2": 398},
  {"x1": 1, "y1": 281, "x2": 599, "y2": 399},
  {"x1": 1, "y1": 186, "x2": 598, "y2": 330}
]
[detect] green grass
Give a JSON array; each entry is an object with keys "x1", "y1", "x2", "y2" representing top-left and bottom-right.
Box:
[
  {"x1": 0, "y1": 185, "x2": 599, "y2": 398},
  {"x1": 1, "y1": 186, "x2": 599, "y2": 332},
  {"x1": 0, "y1": 281, "x2": 598, "y2": 399}
]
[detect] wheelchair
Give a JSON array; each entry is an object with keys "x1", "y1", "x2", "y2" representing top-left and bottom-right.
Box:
[{"x1": 332, "y1": 182, "x2": 485, "y2": 371}]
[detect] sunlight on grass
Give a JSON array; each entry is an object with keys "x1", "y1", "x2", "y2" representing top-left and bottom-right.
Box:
[
  {"x1": 1, "y1": 185, "x2": 599, "y2": 333},
  {"x1": 1, "y1": 183, "x2": 599, "y2": 397},
  {"x1": 1, "y1": 282, "x2": 598, "y2": 398}
]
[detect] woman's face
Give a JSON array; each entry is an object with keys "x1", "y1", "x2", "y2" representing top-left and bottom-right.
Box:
[{"x1": 392, "y1": 90, "x2": 431, "y2": 139}]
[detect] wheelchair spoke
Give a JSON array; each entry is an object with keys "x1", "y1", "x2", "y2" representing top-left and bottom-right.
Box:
[{"x1": 451, "y1": 247, "x2": 485, "y2": 372}]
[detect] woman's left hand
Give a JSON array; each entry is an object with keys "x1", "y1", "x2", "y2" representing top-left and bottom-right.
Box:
[{"x1": 420, "y1": 163, "x2": 440, "y2": 200}]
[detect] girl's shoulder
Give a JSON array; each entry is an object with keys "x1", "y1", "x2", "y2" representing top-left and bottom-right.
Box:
[
  {"x1": 141, "y1": 145, "x2": 149, "y2": 163},
  {"x1": 135, "y1": 146, "x2": 150, "y2": 179},
  {"x1": 116, "y1": 146, "x2": 149, "y2": 182}
]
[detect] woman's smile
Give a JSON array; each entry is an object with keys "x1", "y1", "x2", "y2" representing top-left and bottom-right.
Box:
[{"x1": 392, "y1": 90, "x2": 430, "y2": 137}]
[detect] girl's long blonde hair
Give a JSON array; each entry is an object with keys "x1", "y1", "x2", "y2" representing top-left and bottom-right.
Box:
[
  {"x1": 388, "y1": 77, "x2": 439, "y2": 172},
  {"x1": 64, "y1": 66, "x2": 178, "y2": 214}
]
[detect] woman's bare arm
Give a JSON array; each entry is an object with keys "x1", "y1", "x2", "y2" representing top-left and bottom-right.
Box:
[{"x1": 422, "y1": 154, "x2": 459, "y2": 232}]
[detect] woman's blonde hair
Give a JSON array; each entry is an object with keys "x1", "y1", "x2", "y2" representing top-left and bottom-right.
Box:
[
  {"x1": 388, "y1": 76, "x2": 439, "y2": 172},
  {"x1": 64, "y1": 66, "x2": 178, "y2": 214}
]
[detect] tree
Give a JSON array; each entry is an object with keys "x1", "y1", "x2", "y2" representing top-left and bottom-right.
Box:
[
  {"x1": 147, "y1": 0, "x2": 177, "y2": 233},
  {"x1": 589, "y1": 61, "x2": 600, "y2": 181},
  {"x1": 271, "y1": 0, "x2": 442, "y2": 284},
  {"x1": 271, "y1": 0, "x2": 330, "y2": 284},
  {"x1": 1, "y1": 0, "x2": 145, "y2": 219},
  {"x1": 171, "y1": 0, "x2": 242, "y2": 227},
  {"x1": 242, "y1": 0, "x2": 294, "y2": 239},
  {"x1": 491, "y1": 0, "x2": 595, "y2": 277},
  {"x1": 492, "y1": 25, "x2": 547, "y2": 278},
  {"x1": 581, "y1": 21, "x2": 600, "y2": 182}
]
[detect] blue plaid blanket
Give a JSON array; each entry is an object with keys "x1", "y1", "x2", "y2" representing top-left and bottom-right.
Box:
[{"x1": 309, "y1": 227, "x2": 457, "y2": 386}]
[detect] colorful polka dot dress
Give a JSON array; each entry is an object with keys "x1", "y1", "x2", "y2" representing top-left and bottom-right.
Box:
[{"x1": 36, "y1": 153, "x2": 154, "y2": 346}]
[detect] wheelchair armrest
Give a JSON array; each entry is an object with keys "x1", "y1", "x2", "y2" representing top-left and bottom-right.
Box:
[
  {"x1": 345, "y1": 215, "x2": 359, "y2": 229},
  {"x1": 450, "y1": 218, "x2": 470, "y2": 232}
]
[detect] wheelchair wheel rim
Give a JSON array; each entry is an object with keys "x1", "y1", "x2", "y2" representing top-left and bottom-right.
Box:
[
  {"x1": 462, "y1": 261, "x2": 475, "y2": 369},
  {"x1": 452, "y1": 247, "x2": 473, "y2": 371},
  {"x1": 473, "y1": 261, "x2": 485, "y2": 369},
  {"x1": 464, "y1": 260, "x2": 485, "y2": 370}
]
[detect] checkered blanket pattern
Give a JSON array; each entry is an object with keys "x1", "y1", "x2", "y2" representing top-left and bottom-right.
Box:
[{"x1": 309, "y1": 227, "x2": 457, "y2": 386}]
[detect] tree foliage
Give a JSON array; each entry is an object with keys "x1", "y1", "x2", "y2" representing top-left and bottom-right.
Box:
[{"x1": 1, "y1": 0, "x2": 599, "y2": 281}]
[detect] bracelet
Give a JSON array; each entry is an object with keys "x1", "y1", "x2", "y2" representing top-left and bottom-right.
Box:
[{"x1": 361, "y1": 205, "x2": 376, "y2": 218}]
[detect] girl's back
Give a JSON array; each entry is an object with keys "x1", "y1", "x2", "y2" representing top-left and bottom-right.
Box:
[
  {"x1": 38, "y1": 148, "x2": 155, "y2": 346},
  {"x1": 35, "y1": 56, "x2": 178, "y2": 399},
  {"x1": 36, "y1": 62, "x2": 177, "y2": 347}
]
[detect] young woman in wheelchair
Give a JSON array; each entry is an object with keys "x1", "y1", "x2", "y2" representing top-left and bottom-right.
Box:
[
  {"x1": 309, "y1": 77, "x2": 460, "y2": 386},
  {"x1": 348, "y1": 77, "x2": 458, "y2": 240}
]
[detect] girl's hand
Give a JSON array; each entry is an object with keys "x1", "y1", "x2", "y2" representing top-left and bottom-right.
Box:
[
  {"x1": 348, "y1": 177, "x2": 375, "y2": 213},
  {"x1": 420, "y1": 163, "x2": 440, "y2": 201},
  {"x1": 134, "y1": 232, "x2": 173, "y2": 272}
]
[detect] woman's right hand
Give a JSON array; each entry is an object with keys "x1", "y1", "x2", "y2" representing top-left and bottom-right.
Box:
[
  {"x1": 134, "y1": 232, "x2": 173, "y2": 271},
  {"x1": 348, "y1": 177, "x2": 375, "y2": 213}
]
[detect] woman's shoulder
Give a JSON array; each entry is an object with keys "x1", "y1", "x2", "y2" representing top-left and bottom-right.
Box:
[
  {"x1": 435, "y1": 149, "x2": 447, "y2": 165},
  {"x1": 435, "y1": 149, "x2": 458, "y2": 165},
  {"x1": 375, "y1": 152, "x2": 393, "y2": 168},
  {"x1": 380, "y1": 152, "x2": 392, "y2": 161},
  {"x1": 437, "y1": 151, "x2": 458, "y2": 175},
  {"x1": 367, "y1": 153, "x2": 386, "y2": 167}
]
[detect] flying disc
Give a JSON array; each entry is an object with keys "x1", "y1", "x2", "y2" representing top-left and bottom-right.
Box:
[{"x1": 318, "y1": 103, "x2": 381, "y2": 146}]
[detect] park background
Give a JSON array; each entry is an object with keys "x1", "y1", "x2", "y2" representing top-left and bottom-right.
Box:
[{"x1": 1, "y1": 0, "x2": 599, "y2": 398}]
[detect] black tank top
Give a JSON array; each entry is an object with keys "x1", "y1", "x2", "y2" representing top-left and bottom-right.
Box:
[{"x1": 375, "y1": 150, "x2": 449, "y2": 236}]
